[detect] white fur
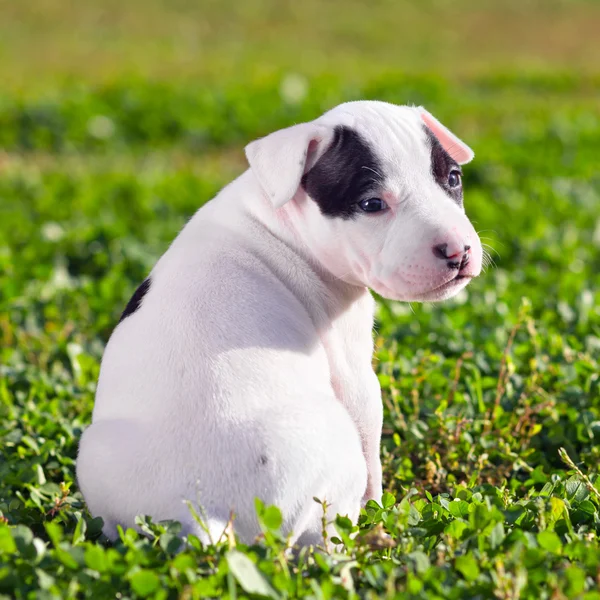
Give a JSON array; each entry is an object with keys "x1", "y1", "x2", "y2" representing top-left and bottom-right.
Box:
[{"x1": 76, "y1": 101, "x2": 482, "y2": 546}]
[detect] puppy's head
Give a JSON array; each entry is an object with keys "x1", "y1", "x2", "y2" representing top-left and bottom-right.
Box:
[{"x1": 245, "y1": 101, "x2": 482, "y2": 302}]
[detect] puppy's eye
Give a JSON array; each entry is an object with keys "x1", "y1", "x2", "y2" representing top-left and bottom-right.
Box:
[
  {"x1": 448, "y1": 170, "x2": 462, "y2": 188},
  {"x1": 358, "y1": 198, "x2": 388, "y2": 213}
]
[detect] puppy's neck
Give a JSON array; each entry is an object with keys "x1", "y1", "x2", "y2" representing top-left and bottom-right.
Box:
[{"x1": 237, "y1": 170, "x2": 368, "y2": 319}]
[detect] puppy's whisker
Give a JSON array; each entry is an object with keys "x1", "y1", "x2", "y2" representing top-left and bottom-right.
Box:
[
  {"x1": 478, "y1": 232, "x2": 505, "y2": 251},
  {"x1": 481, "y1": 248, "x2": 497, "y2": 271},
  {"x1": 481, "y1": 243, "x2": 500, "y2": 260}
]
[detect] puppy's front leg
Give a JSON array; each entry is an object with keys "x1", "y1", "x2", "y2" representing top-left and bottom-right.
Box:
[
  {"x1": 359, "y1": 370, "x2": 384, "y2": 505},
  {"x1": 332, "y1": 365, "x2": 383, "y2": 505},
  {"x1": 323, "y1": 296, "x2": 383, "y2": 506}
]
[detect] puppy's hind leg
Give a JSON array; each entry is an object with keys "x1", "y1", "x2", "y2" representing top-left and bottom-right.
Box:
[
  {"x1": 267, "y1": 403, "x2": 368, "y2": 549},
  {"x1": 76, "y1": 419, "x2": 191, "y2": 540},
  {"x1": 289, "y1": 468, "x2": 366, "y2": 550}
]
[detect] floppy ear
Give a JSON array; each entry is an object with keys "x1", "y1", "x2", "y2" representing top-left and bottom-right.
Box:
[
  {"x1": 418, "y1": 107, "x2": 474, "y2": 165},
  {"x1": 245, "y1": 122, "x2": 332, "y2": 209}
]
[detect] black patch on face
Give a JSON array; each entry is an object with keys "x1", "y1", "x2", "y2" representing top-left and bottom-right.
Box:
[
  {"x1": 301, "y1": 125, "x2": 383, "y2": 219},
  {"x1": 119, "y1": 277, "x2": 151, "y2": 323},
  {"x1": 424, "y1": 126, "x2": 463, "y2": 207}
]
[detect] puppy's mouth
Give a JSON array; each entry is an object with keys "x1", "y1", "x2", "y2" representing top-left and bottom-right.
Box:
[
  {"x1": 422, "y1": 272, "x2": 475, "y2": 299},
  {"x1": 371, "y1": 270, "x2": 476, "y2": 303},
  {"x1": 437, "y1": 273, "x2": 470, "y2": 285}
]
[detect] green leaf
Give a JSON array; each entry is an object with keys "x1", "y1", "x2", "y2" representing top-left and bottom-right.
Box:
[
  {"x1": 11, "y1": 525, "x2": 34, "y2": 557},
  {"x1": 382, "y1": 492, "x2": 396, "y2": 508},
  {"x1": 365, "y1": 499, "x2": 381, "y2": 511},
  {"x1": 505, "y1": 506, "x2": 526, "y2": 526},
  {"x1": 85, "y1": 545, "x2": 107, "y2": 572},
  {"x1": 261, "y1": 505, "x2": 282, "y2": 531},
  {"x1": 172, "y1": 553, "x2": 196, "y2": 572},
  {"x1": 565, "y1": 566, "x2": 586, "y2": 596},
  {"x1": 469, "y1": 504, "x2": 492, "y2": 531},
  {"x1": 130, "y1": 570, "x2": 161, "y2": 597},
  {"x1": 549, "y1": 497, "x2": 567, "y2": 522},
  {"x1": 408, "y1": 504, "x2": 421, "y2": 526},
  {"x1": 226, "y1": 550, "x2": 279, "y2": 599},
  {"x1": 407, "y1": 551, "x2": 430, "y2": 574},
  {"x1": 455, "y1": 554, "x2": 480, "y2": 581},
  {"x1": 537, "y1": 531, "x2": 562, "y2": 554},
  {"x1": 565, "y1": 476, "x2": 589, "y2": 502},
  {"x1": 159, "y1": 533, "x2": 182, "y2": 554},
  {"x1": 45, "y1": 522, "x2": 63, "y2": 547},
  {"x1": 0, "y1": 527, "x2": 17, "y2": 554},
  {"x1": 444, "y1": 520, "x2": 468, "y2": 540},
  {"x1": 578, "y1": 500, "x2": 596, "y2": 515},
  {"x1": 35, "y1": 464, "x2": 46, "y2": 485},
  {"x1": 335, "y1": 515, "x2": 353, "y2": 534},
  {"x1": 72, "y1": 517, "x2": 86, "y2": 546},
  {"x1": 313, "y1": 553, "x2": 330, "y2": 573},
  {"x1": 448, "y1": 500, "x2": 469, "y2": 519},
  {"x1": 54, "y1": 547, "x2": 79, "y2": 569},
  {"x1": 489, "y1": 522, "x2": 505, "y2": 550},
  {"x1": 35, "y1": 568, "x2": 55, "y2": 590},
  {"x1": 407, "y1": 573, "x2": 423, "y2": 594}
]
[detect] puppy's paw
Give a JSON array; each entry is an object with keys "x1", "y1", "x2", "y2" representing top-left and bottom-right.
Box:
[{"x1": 361, "y1": 485, "x2": 383, "y2": 507}]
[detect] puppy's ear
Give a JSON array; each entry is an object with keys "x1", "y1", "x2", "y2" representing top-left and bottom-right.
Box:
[
  {"x1": 245, "y1": 122, "x2": 332, "y2": 209},
  {"x1": 418, "y1": 107, "x2": 474, "y2": 165}
]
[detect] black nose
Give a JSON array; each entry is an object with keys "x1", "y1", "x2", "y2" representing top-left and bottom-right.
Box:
[
  {"x1": 433, "y1": 244, "x2": 471, "y2": 270},
  {"x1": 433, "y1": 243, "x2": 450, "y2": 260}
]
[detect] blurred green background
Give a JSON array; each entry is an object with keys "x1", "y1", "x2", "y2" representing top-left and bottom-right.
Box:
[
  {"x1": 1, "y1": 1, "x2": 600, "y2": 598},
  {"x1": 1, "y1": 0, "x2": 600, "y2": 89}
]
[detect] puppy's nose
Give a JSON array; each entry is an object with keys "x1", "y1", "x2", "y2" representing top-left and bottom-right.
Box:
[{"x1": 433, "y1": 243, "x2": 471, "y2": 270}]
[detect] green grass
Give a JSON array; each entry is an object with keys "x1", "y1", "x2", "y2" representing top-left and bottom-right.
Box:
[
  {"x1": 1, "y1": 0, "x2": 600, "y2": 596},
  {"x1": 1, "y1": 72, "x2": 599, "y2": 599},
  {"x1": 2, "y1": 0, "x2": 600, "y2": 91}
]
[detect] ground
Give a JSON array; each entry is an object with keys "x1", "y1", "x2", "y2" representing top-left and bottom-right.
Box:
[{"x1": 0, "y1": 0, "x2": 599, "y2": 598}]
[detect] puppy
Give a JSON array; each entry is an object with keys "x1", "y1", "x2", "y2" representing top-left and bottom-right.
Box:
[{"x1": 76, "y1": 101, "x2": 482, "y2": 546}]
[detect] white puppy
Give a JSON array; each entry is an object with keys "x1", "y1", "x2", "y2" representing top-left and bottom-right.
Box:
[{"x1": 76, "y1": 101, "x2": 482, "y2": 546}]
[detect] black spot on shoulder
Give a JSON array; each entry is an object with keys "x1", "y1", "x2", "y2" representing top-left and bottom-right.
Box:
[
  {"x1": 119, "y1": 277, "x2": 151, "y2": 323},
  {"x1": 301, "y1": 125, "x2": 383, "y2": 219},
  {"x1": 424, "y1": 126, "x2": 463, "y2": 206},
  {"x1": 259, "y1": 455, "x2": 268, "y2": 466}
]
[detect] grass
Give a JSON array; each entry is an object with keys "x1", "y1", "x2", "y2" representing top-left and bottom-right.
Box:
[
  {"x1": 2, "y1": 0, "x2": 600, "y2": 90},
  {"x1": 1, "y1": 1, "x2": 600, "y2": 598}
]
